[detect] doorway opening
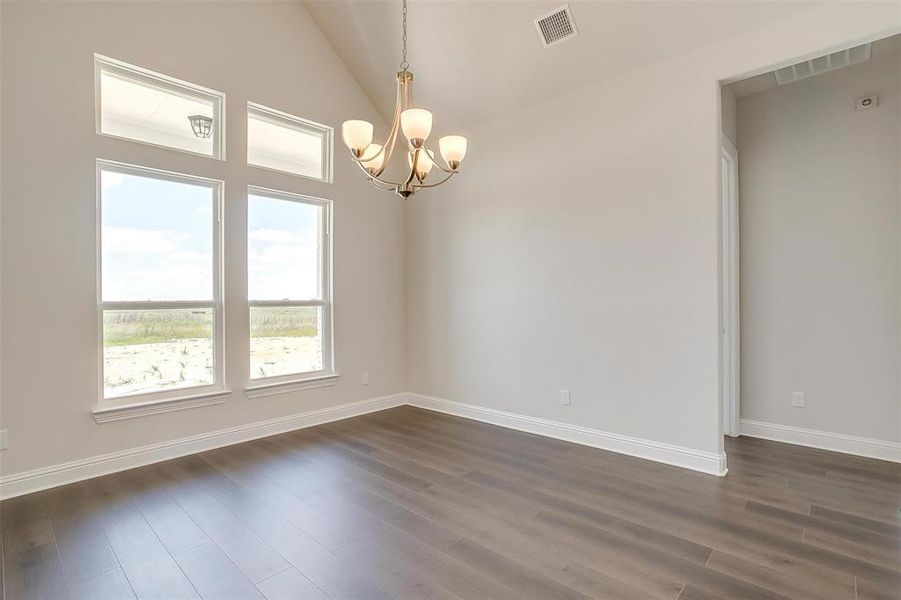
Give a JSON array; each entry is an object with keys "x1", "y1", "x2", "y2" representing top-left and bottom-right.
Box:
[{"x1": 719, "y1": 32, "x2": 901, "y2": 460}]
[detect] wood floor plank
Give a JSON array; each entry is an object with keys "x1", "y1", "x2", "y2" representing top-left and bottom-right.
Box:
[
  {"x1": 809, "y1": 505, "x2": 901, "y2": 538},
  {"x1": 854, "y1": 576, "x2": 901, "y2": 600},
  {"x1": 705, "y1": 550, "x2": 855, "y2": 599},
  {"x1": 43, "y1": 482, "x2": 119, "y2": 584},
  {"x1": 304, "y1": 490, "x2": 521, "y2": 600},
  {"x1": 677, "y1": 583, "x2": 727, "y2": 600},
  {"x1": 1, "y1": 494, "x2": 53, "y2": 556},
  {"x1": 445, "y1": 537, "x2": 591, "y2": 600},
  {"x1": 173, "y1": 541, "x2": 265, "y2": 599},
  {"x1": 159, "y1": 466, "x2": 290, "y2": 584},
  {"x1": 255, "y1": 568, "x2": 329, "y2": 600},
  {"x1": 120, "y1": 466, "x2": 210, "y2": 555},
  {"x1": 89, "y1": 482, "x2": 200, "y2": 600},
  {"x1": 68, "y1": 568, "x2": 136, "y2": 600},
  {"x1": 3, "y1": 542, "x2": 69, "y2": 600},
  {"x1": 213, "y1": 488, "x2": 391, "y2": 600},
  {"x1": 335, "y1": 539, "x2": 459, "y2": 600}
]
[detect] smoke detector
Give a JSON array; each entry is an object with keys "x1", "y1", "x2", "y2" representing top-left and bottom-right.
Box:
[
  {"x1": 775, "y1": 44, "x2": 871, "y2": 86},
  {"x1": 534, "y1": 4, "x2": 578, "y2": 48}
]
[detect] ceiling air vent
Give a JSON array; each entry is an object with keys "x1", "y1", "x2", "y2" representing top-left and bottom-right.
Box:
[
  {"x1": 775, "y1": 44, "x2": 871, "y2": 86},
  {"x1": 534, "y1": 4, "x2": 578, "y2": 48}
]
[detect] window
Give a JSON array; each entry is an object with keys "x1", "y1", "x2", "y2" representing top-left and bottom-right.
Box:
[
  {"x1": 96, "y1": 55, "x2": 225, "y2": 159},
  {"x1": 247, "y1": 187, "x2": 332, "y2": 382},
  {"x1": 98, "y1": 161, "x2": 223, "y2": 402},
  {"x1": 247, "y1": 102, "x2": 332, "y2": 182}
]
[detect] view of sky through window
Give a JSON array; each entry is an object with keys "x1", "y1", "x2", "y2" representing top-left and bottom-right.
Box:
[
  {"x1": 101, "y1": 169, "x2": 214, "y2": 302},
  {"x1": 247, "y1": 194, "x2": 321, "y2": 301}
]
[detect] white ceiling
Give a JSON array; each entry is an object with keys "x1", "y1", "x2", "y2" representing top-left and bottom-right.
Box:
[
  {"x1": 305, "y1": 0, "x2": 818, "y2": 131},
  {"x1": 728, "y1": 33, "x2": 901, "y2": 98}
]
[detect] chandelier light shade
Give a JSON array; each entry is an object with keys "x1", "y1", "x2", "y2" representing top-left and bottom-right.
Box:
[
  {"x1": 342, "y1": 120, "x2": 374, "y2": 156},
  {"x1": 408, "y1": 148, "x2": 434, "y2": 180},
  {"x1": 438, "y1": 135, "x2": 467, "y2": 169},
  {"x1": 341, "y1": 0, "x2": 467, "y2": 197},
  {"x1": 400, "y1": 108, "x2": 433, "y2": 145},
  {"x1": 360, "y1": 143, "x2": 386, "y2": 173}
]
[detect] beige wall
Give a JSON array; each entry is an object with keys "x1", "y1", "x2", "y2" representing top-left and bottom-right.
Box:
[
  {"x1": 405, "y1": 3, "x2": 900, "y2": 457},
  {"x1": 0, "y1": 1, "x2": 405, "y2": 477},
  {"x1": 737, "y1": 45, "x2": 900, "y2": 442}
]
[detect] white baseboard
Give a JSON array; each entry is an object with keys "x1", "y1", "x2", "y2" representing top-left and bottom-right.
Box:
[
  {"x1": 0, "y1": 393, "x2": 405, "y2": 500},
  {"x1": 406, "y1": 393, "x2": 728, "y2": 476},
  {"x1": 0, "y1": 389, "x2": 741, "y2": 500},
  {"x1": 740, "y1": 419, "x2": 901, "y2": 463}
]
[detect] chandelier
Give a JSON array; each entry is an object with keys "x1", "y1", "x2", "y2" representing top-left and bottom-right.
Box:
[{"x1": 341, "y1": 0, "x2": 468, "y2": 198}]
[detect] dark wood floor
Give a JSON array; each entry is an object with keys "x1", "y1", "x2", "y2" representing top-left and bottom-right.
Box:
[{"x1": 2, "y1": 406, "x2": 899, "y2": 599}]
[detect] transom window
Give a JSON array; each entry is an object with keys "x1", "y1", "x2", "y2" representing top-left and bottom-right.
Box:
[
  {"x1": 96, "y1": 55, "x2": 225, "y2": 159},
  {"x1": 247, "y1": 187, "x2": 333, "y2": 381},
  {"x1": 247, "y1": 102, "x2": 332, "y2": 182},
  {"x1": 98, "y1": 161, "x2": 223, "y2": 401}
]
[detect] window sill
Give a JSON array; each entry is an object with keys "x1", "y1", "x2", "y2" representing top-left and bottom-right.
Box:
[
  {"x1": 93, "y1": 389, "x2": 232, "y2": 423},
  {"x1": 245, "y1": 374, "x2": 338, "y2": 399}
]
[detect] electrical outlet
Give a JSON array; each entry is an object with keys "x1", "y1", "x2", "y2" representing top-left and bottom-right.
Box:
[
  {"x1": 362, "y1": 372, "x2": 370, "y2": 385},
  {"x1": 560, "y1": 389, "x2": 571, "y2": 406},
  {"x1": 0, "y1": 429, "x2": 8, "y2": 450},
  {"x1": 792, "y1": 392, "x2": 806, "y2": 408}
]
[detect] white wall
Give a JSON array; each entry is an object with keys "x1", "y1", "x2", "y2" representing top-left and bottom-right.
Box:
[
  {"x1": 405, "y1": 3, "x2": 900, "y2": 460},
  {"x1": 0, "y1": 1, "x2": 405, "y2": 477},
  {"x1": 737, "y1": 46, "x2": 900, "y2": 442}
]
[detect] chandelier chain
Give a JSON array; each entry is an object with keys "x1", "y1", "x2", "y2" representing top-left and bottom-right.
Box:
[{"x1": 400, "y1": 0, "x2": 409, "y2": 70}]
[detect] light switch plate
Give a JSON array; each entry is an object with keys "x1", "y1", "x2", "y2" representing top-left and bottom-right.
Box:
[
  {"x1": 792, "y1": 392, "x2": 806, "y2": 408},
  {"x1": 560, "y1": 389, "x2": 572, "y2": 406}
]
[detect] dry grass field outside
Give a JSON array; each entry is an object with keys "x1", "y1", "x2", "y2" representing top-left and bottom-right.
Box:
[{"x1": 103, "y1": 307, "x2": 322, "y2": 398}]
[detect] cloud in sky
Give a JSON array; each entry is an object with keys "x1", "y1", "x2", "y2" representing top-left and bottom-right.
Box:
[
  {"x1": 103, "y1": 226, "x2": 190, "y2": 254},
  {"x1": 249, "y1": 226, "x2": 319, "y2": 300}
]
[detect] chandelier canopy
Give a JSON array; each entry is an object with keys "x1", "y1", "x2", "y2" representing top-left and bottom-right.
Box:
[{"x1": 341, "y1": 0, "x2": 467, "y2": 198}]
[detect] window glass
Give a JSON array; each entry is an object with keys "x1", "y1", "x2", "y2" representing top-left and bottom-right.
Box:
[
  {"x1": 97, "y1": 56, "x2": 224, "y2": 158},
  {"x1": 101, "y1": 169, "x2": 214, "y2": 302},
  {"x1": 247, "y1": 188, "x2": 331, "y2": 381},
  {"x1": 247, "y1": 103, "x2": 330, "y2": 181},
  {"x1": 103, "y1": 308, "x2": 214, "y2": 398},
  {"x1": 248, "y1": 193, "x2": 321, "y2": 301},
  {"x1": 99, "y1": 163, "x2": 221, "y2": 401},
  {"x1": 250, "y1": 306, "x2": 323, "y2": 379}
]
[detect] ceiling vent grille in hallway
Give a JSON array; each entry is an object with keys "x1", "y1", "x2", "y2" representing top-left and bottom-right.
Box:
[
  {"x1": 775, "y1": 44, "x2": 871, "y2": 86},
  {"x1": 534, "y1": 5, "x2": 578, "y2": 48}
]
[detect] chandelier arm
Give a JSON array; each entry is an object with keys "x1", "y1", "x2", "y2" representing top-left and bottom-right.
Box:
[
  {"x1": 412, "y1": 170, "x2": 458, "y2": 190},
  {"x1": 350, "y1": 108, "x2": 401, "y2": 172},
  {"x1": 403, "y1": 150, "x2": 419, "y2": 187},
  {"x1": 367, "y1": 177, "x2": 397, "y2": 191},
  {"x1": 351, "y1": 155, "x2": 414, "y2": 188},
  {"x1": 377, "y1": 91, "x2": 404, "y2": 176},
  {"x1": 420, "y1": 142, "x2": 459, "y2": 174},
  {"x1": 350, "y1": 71, "x2": 408, "y2": 175}
]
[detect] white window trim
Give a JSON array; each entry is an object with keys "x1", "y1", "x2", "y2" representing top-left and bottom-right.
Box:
[
  {"x1": 94, "y1": 160, "x2": 227, "y2": 419},
  {"x1": 95, "y1": 54, "x2": 226, "y2": 161},
  {"x1": 247, "y1": 185, "x2": 336, "y2": 390},
  {"x1": 245, "y1": 374, "x2": 338, "y2": 399},
  {"x1": 246, "y1": 102, "x2": 334, "y2": 183}
]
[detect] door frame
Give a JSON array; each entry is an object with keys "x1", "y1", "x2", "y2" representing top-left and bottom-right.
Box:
[{"x1": 721, "y1": 134, "x2": 741, "y2": 437}]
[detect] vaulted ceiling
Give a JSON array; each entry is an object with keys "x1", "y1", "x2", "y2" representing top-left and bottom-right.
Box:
[{"x1": 305, "y1": 0, "x2": 819, "y2": 131}]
